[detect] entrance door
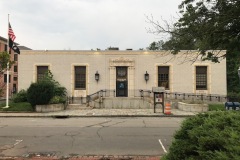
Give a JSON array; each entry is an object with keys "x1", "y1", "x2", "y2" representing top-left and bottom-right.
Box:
[{"x1": 116, "y1": 67, "x2": 128, "y2": 97}]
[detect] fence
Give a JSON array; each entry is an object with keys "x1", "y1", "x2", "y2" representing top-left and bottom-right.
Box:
[{"x1": 68, "y1": 89, "x2": 229, "y2": 104}]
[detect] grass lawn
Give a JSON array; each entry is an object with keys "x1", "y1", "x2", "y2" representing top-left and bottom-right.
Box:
[
  {"x1": 0, "y1": 102, "x2": 33, "y2": 112},
  {"x1": 208, "y1": 103, "x2": 225, "y2": 111}
]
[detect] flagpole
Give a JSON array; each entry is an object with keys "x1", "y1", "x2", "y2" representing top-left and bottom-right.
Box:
[{"x1": 5, "y1": 14, "x2": 10, "y2": 108}]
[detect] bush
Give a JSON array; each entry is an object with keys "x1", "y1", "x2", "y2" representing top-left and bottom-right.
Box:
[
  {"x1": 27, "y1": 81, "x2": 54, "y2": 107},
  {"x1": 49, "y1": 96, "x2": 66, "y2": 104},
  {"x1": 162, "y1": 111, "x2": 240, "y2": 160},
  {"x1": 12, "y1": 90, "x2": 27, "y2": 103},
  {"x1": 40, "y1": 70, "x2": 67, "y2": 97},
  {"x1": 227, "y1": 92, "x2": 240, "y2": 102}
]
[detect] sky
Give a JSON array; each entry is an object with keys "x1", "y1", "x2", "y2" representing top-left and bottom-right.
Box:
[{"x1": 0, "y1": 0, "x2": 180, "y2": 50}]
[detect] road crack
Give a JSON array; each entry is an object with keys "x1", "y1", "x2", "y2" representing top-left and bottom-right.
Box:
[{"x1": 142, "y1": 120, "x2": 146, "y2": 127}]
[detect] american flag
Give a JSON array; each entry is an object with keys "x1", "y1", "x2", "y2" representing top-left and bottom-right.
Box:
[{"x1": 8, "y1": 23, "x2": 16, "y2": 42}]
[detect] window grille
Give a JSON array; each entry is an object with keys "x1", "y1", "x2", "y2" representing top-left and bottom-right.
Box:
[
  {"x1": 37, "y1": 66, "x2": 48, "y2": 81},
  {"x1": 196, "y1": 66, "x2": 207, "y2": 90},
  {"x1": 158, "y1": 66, "x2": 169, "y2": 89},
  {"x1": 75, "y1": 66, "x2": 86, "y2": 89}
]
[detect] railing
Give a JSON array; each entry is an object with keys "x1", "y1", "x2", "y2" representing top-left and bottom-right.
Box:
[
  {"x1": 138, "y1": 90, "x2": 228, "y2": 103},
  {"x1": 164, "y1": 92, "x2": 227, "y2": 102},
  {"x1": 139, "y1": 89, "x2": 152, "y2": 98},
  {"x1": 68, "y1": 89, "x2": 229, "y2": 105},
  {"x1": 86, "y1": 90, "x2": 116, "y2": 103}
]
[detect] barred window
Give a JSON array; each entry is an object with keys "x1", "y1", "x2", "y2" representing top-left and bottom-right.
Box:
[
  {"x1": 37, "y1": 66, "x2": 48, "y2": 81},
  {"x1": 75, "y1": 66, "x2": 86, "y2": 89},
  {"x1": 196, "y1": 66, "x2": 207, "y2": 90},
  {"x1": 158, "y1": 66, "x2": 169, "y2": 89}
]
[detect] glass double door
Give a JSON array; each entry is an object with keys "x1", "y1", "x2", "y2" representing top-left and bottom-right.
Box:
[{"x1": 116, "y1": 67, "x2": 128, "y2": 97}]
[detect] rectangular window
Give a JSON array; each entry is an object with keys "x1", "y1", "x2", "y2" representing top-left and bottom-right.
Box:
[
  {"x1": 4, "y1": 44, "x2": 7, "y2": 51},
  {"x1": 158, "y1": 66, "x2": 169, "y2": 89},
  {"x1": 196, "y1": 66, "x2": 207, "y2": 90},
  {"x1": 37, "y1": 66, "x2": 48, "y2": 81},
  {"x1": 14, "y1": 66, "x2": 18, "y2": 72},
  {"x1": 14, "y1": 77, "x2": 18, "y2": 81},
  {"x1": 13, "y1": 84, "x2": 17, "y2": 93},
  {"x1": 75, "y1": 66, "x2": 86, "y2": 89},
  {"x1": 4, "y1": 74, "x2": 11, "y2": 83},
  {"x1": 14, "y1": 54, "x2": 18, "y2": 61}
]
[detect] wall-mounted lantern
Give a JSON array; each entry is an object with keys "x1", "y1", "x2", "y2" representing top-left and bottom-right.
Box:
[
  {"x1": 144, "y1": 71, "x2": 149, "y2": 83},
  {"x1": 95, "y1": 71, "x2": 100, "y2": 82}
]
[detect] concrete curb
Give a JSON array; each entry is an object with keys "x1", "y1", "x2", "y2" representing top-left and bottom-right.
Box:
[{"x1": 0, "y1": 114, "x2": 194, "y2": 118}]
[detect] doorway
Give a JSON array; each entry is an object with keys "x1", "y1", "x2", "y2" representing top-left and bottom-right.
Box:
[{"x1": 116, "y1": 67, "x2": 128, "y2": 97}]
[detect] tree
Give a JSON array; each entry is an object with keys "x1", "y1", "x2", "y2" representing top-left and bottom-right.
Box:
[
  {"x1": 146, "y1": 0, "x2": 240, "y2": 94},
  {"x1": 147, "y1": 0, "x2": 240, "y2": 62},
  {"x1": 0, "y1": 51, "x2": 14, "y2": 73},
  {"x1": 147, "y1": 40, "x2": 165, "y2": 50},
  {"x1": 0, "y1": 51, "x2": 14, "y2": 96},
  {"x1": 27, "y1": 70, "x2": 67, "y2": 109}
]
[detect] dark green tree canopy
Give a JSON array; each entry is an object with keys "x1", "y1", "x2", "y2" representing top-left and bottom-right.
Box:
[{"x1": 147, "y1": 0, "x2": 240, "y2": 62}]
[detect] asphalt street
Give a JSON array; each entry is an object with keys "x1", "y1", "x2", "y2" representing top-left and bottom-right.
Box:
[{"x1": 0, "y1": 117, "x2": 184, "y2": 158}]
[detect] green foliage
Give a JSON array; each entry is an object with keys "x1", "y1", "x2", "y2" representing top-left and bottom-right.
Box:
[
  {"x1": 26, "y1": 70, "x2": 67, "y2": 108},
  {"x1": 208, "y1": 104, "x2": 225, "y2": 111},
  {"x1": 0, "y1": 102, "x2": 33, "y2": 112},
  {"x1": 162, "y1": 111, "x2": 240, "y2": 160},
  {"x1": 27, "y1": 81, "x2": 54, "y2": 107},
  {"x1": 147, "y1": 41, "x2": 165, "y2": 50},
  {"x1": 227, "y1": 51, "x2": 240, "y2": 94},
  {"x1": 148, "y1": 0, "x2": 240, "y2": 61},
  {"x1": 147, "y1": 0, "x2": 240, "y2": 94},
  {"x1": 0, "y1": 51, "x2": 14, "y2": 73},
  {"x1": 40, "y1": 70, "x2": 67, "y2": 97},
  {"x1": 49, "y1": 96, "x2": 66, "y2": 104},
  {"x1": 12, "y1": 90, "x2": 27, "y2": 103},
  {"x1": 227, "y1": 92, "x2": 240, "y2": 102},
  {"x1": 0, "y1": 51, "x2": 15, "y2": 97}
]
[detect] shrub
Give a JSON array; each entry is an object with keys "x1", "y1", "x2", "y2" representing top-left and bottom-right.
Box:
[
  {"x1": 41, "y1": 70, "x2": 67, "y2": 97},
  {"x1": 49, "y1": 96, "x2": 66, "y2": 104},
  {"x1": 12, "y1": 89, "x2": 27, "y2": 103},
  {"x1": 26, "y1": 70, "x2": 67, "y2": 109},
  {"x1": 27, "y1": 81, "x2": 54, "y2": 107},
  {"x1": 162, "y1": 111, "x2": 240, "y2": 160}
]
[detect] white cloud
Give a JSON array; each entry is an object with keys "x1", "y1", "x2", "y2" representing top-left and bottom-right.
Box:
[{"x1": 0, "y1": 0, "x2": 179, "y2": 50}]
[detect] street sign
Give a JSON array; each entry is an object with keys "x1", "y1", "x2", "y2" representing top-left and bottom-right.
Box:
[{"x1": 152, "y1": 87, "x2": 165, "y2": 93}]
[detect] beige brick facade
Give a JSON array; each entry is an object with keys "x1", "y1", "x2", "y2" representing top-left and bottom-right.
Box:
[{"x1": 18, "y1": 50, "x2": 227, "y2": 97}]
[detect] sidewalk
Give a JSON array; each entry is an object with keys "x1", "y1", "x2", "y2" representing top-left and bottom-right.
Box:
[{"x1": 0, "y1": 108, "x2": 197, "y2": 117}]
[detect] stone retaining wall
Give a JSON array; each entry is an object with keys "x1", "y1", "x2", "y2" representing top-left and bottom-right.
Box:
[
  {"x1": 90, "y1": 97, "x2": 153, "y2": 109},
  {"x1": 36, "y1": 104, "x2": 65, "y2": 112},
  {"x1": 178, "y1": 102, "x2": 208, "y2": 112}
]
